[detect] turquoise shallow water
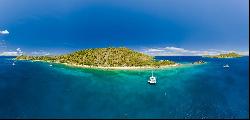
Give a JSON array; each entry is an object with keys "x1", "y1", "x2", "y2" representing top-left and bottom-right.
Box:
[{"x1": 0, "y1": 56, "x2": 249, "y2": 118}]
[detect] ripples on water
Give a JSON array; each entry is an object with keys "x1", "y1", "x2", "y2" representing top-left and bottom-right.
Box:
[{"x1": 0, "y1": 56, "x2": 248, "y2": 118}]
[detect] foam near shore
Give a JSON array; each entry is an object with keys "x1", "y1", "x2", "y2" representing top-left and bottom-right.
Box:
[
  {"x1": 61, "y1": 62, "x2": 181, "y2": 70},
  {"x1": 20, "y1": 59, "x2": 182, "y2": 70}
]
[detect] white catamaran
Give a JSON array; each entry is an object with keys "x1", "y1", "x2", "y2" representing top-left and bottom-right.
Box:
[
  {"x1": 148, "y1": 71, "x2": 156, "y2": 84},
  {"x1": 223, "y1": 64, "x2": 229, "y2": 68}
]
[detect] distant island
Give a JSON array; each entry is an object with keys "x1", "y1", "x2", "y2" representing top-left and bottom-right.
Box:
[
  {"x1": 192, "y1": 60, "x2": 206, "y2": 64},
  {"x1": 203, "y1": 52, "x2": 242, "y2": 58},
  {"x1": 16, "y1": 47, "x2": 179, "y2": 70}
]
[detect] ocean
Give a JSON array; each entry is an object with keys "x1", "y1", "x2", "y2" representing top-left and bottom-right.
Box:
[{"x1": 0, "y1": 56, "x2": 248, "y2": 119}]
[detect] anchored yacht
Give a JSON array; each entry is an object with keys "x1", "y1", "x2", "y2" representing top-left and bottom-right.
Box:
[
  {"x1": 223, "y1": 64, "x2": 229, "y2": 68},
  {"x1": 148, "y1": 71, "x2": 156, "y2": 84}
]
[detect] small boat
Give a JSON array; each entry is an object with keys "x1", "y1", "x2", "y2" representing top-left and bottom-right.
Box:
[
  {"x1": 12, "y1": 63, "x2": 15, "y2": 66},
  {"x1": 223, "y1": 64, "x2": 229, "y2": 68},
  {"x1": 148, "y1": 71, "x2": 156, "y2": 84},
  {"x1": 49, "y1": 64, "x2": 53, "y2": 67}
]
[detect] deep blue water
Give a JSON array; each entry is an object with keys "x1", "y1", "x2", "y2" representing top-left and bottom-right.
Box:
[{"x1": 0, "y1": 56, "x2": 249, "y2": 119}]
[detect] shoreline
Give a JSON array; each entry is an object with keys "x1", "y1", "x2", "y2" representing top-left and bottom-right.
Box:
[
  {"x1": 17, "y1": 59, "x2": 182, "y2": 70},
  {"x1": 61, "y1": 62, "x2": 182, "y2": 70}
]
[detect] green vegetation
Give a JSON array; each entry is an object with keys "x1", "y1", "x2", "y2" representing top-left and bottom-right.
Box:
[
  {"x1": 16, "y1": 47, "x2": 176, "y2": 67},
  {"x1": 203, "y1": 52, "x2": 242, "y2": 58}
]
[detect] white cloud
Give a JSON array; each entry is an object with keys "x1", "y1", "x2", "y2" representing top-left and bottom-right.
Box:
[
  {"x1": 148, "y1": 48, "x2": 164, "y2": 52},
  {"x1": 0, "y1": 51, "x2": 18, "y2": 56},
  {"x1": 0, "y1": 30, "x2": 9, "y2": 35},
  {"x1": 0, "y1": 47, "x2": 25, "y2": 56},
  {"x1": 15, "y1": 48, "x2": 23, "y2": 55},
  {"x1": 31, "y1": 50, "x2": 50, "y2": 56},
  {"x1": 141, "y1": 46, "x2": 249, "y2": 56},
  {"x1": 16, "y1": 48, "x2": 21, "y2": 51},
  {"x1": 164, "y1": 47, "x2": 187, "y2": 52}
]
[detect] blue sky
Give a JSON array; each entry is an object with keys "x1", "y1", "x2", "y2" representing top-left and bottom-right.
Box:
[{"x1": 0, "y1": 0, "x2": 249, "y2": 56}]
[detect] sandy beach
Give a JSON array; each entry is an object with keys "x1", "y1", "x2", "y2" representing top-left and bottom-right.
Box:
[
  {"x1": 23, "y1": 59, "x2": 182, "y2": 70},
  {"x1": 61, "y1": 62, "x2": 181, "y2": 70}
]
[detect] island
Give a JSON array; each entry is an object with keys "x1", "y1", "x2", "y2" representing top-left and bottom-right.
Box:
[
  {"x1": 203, "y1": 52, "x2": 242, "y2": 58},
  {"x1": 192, "y1": 60, "x2": 206, "y2": 64},
  {"x1": 16, "y1": 47, "x2": 180, "y2": 70}
]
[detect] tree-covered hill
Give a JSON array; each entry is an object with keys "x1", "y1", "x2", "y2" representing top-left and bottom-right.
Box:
[
  {"x1": 203, "y1": 52, "x2": 242, "y2": 58},
  {"x1": 16, "y1": 47, "x2": 176, "y2": 67}
]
